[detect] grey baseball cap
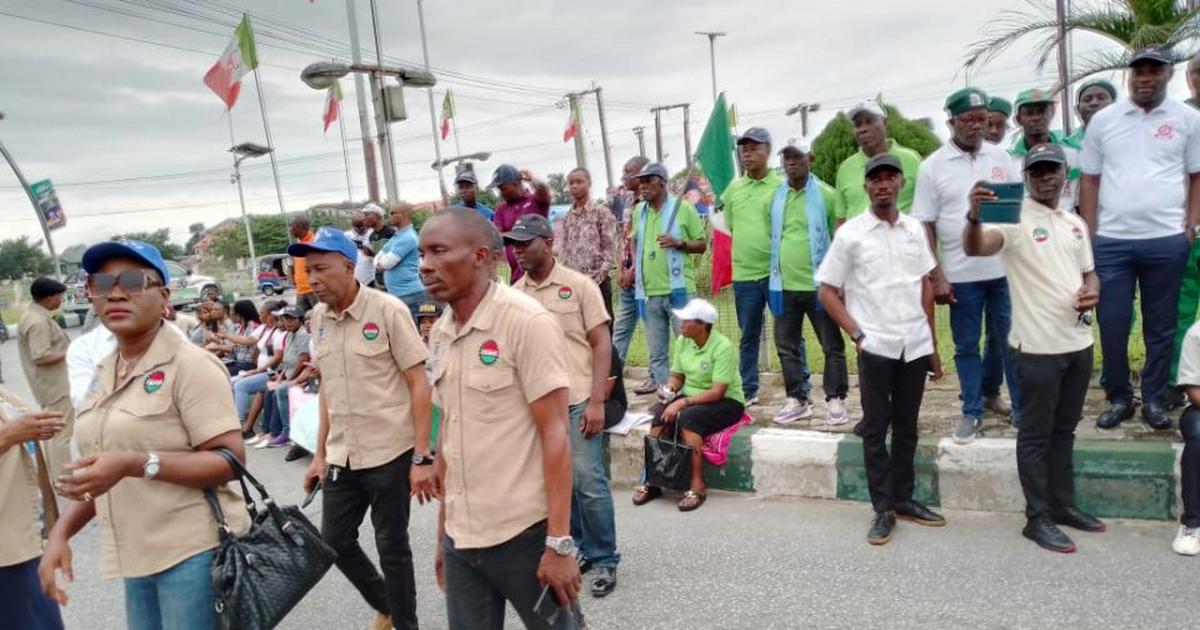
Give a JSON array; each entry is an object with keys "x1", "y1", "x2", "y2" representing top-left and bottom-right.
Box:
[
  {"x1": 736, "y1": 126, "x2": 772, "y2": 145},
  {"x1": 454, "y1": 170, "x2": 478, "y2": 185},
  {"x1": 1023, "y1": 143, "x2": 1067, "y2": 170},
  {"x1": 634, "y1": 161, "x2": 669, "y2": 181}
]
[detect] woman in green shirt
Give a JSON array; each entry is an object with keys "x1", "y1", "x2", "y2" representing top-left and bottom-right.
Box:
[{"x1": 633, "y1": 299, "x2": 745, "y2": 512}]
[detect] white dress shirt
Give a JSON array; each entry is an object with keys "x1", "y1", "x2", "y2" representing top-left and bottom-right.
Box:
[
  {"x1": 67, "y1": 324, "x2": 116, "y2": 409},
  {"x1": 346, "y1": 227, "x2": 376, "y2": 285}
]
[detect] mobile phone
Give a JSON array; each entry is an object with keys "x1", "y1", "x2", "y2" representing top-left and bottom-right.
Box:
[
  {"x1": 979, "y1": 182, "x2": 1024, "y2": 223},
  {"x1": 532, "y1": 585, "x2": 562, "y2": 625},
  {"x1": 302, "y1": 482, "x2": 321, "y2": 508}
]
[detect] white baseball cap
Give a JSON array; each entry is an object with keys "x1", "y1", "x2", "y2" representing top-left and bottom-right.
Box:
[
  {"x1": 672, "y1": 298, "x2": 719, "y2": 324},
  {"x1": 847, "y1": 99, "x2": 887, "y2": 121},
  {"x1": 361, "y1": 202, "x2": 385, "y2": 217}
]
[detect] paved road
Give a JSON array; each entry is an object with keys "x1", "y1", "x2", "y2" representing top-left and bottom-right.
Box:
[{"x1": 4, "y1": 334, "x2": 1200, "y2": 629}]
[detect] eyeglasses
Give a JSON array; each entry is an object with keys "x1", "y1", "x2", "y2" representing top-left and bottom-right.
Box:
[{"x1": 87, "y1": 270, "x2": 163, "y2": 297}]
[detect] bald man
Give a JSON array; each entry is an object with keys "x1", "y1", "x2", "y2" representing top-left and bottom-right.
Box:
[{"x1": 611, "y1": 156, "x2": 650, "y2": 386}]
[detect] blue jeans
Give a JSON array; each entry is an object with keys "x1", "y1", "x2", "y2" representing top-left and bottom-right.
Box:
[
  {"x1": 949, "y1": 278, "x2": 1019, "y2": 418},
  {"x1": 233, "y1": 372, "x2": 270, "y2": 423},
  {"x1": 567, "y1": 401, "x2": 619, "y2": 569},
  {"x1": 0, "y1": 556, "x2": 63, "y2": 630},
  {"x1": 733, "y1": 278, "x2": 769, "y2": 399},
  {"x1": 612, "y1": 284, "x2": 639, "y2": 362},
  {"x1": 643, "y1": 294, "x2": 688, "y2": 384},
  {"x1": 124, "y1": 549, "x2": 216, "y2": 630},
  {"x1": 1094, "y1": 233, "x2": 1191, "y2": 406},
  {"x1": 399, "y1": 289, "x2": 432, "y2": 323},
  {"x1": 263, "y1": 385, "x2": 291, "y2": 436}
]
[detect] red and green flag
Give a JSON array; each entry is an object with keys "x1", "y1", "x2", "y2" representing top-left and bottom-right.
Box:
[
  {"x1": 563, "y1": 99, "x2": 581, "y2": 142},
  {"x1": 322, "y1": 80, "x2": 343, "y2": 133},
  {"x1": 440, "y1": 89, "x2": 455, "y2": 140},
  {"x1": 203, "y1": 15, "x2": 258, "y2": 109},
  {"x1": 695, "y1": 93, "x2": 737, "y2": 295}
]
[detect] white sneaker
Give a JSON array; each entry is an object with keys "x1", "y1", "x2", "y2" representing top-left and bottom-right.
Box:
[
  {"x1": 253, "y1": 436, "x2": 276, "y2": 450},
  {"x1": 245, "y1": 434, "x2": 268, "y2": 447},
  {"x1": 827, "y1": 398, "x2": 849, "y2": 425},
  {"x1": 746, "y1": 394, "x2": 760, "y2": 407},
  {"x1": 1173, "y1": 525, "x2": 1200, "y2": 556},
  {"x1": 773, "y1": 398, "x2": 813, "y2": 425}
]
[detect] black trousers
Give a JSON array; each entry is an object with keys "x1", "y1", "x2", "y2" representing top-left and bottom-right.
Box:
[
  {"x1": 774, "y1": 290, "x2": 849, "y2": 401},
  {"x1": 856, "y1": 351, "x2": 929, "y2": 513},
  {"x1": 598, "y1": 276, "x2": 614, "y2": 331},
  {"x1": 1013, "y1": 347, "x2": 1091, "y2": 520},
  {"x1": 321, "y1": 451, "x2": 418, "y2": 629},
  {"x1": 1180, "y1": 406, "x2": 1200, "y2": 528}
]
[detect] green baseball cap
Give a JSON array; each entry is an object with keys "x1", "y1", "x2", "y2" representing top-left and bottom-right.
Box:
[
  {"x1": 945, "y1": 88, "x2": 989, "y2": 116},
  {"x1": 1014, "y1": 88, "x2": 1055, "y2": 110},
  {"x1": 1076, "y1": 78, "x2": 1117, "y2": 101},
  {"x1": 987, "y1": 97, "x2": 1012, "y2": 117}
]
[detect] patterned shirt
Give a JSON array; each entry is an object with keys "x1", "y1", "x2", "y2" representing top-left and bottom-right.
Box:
[{"x1": 556, "y1": 199, "x2": 617, "y2": 284}]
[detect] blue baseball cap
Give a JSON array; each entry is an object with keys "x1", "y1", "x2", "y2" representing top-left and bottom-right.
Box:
[
  {"x1": 82, "y1": 239, "x2": 171, "y2": 285},
  {"x1": 489, "y1": 164, "x2": 522, "y2": 188},
  {"x1": 634, "y1": 161, "x2": 670, "y2": 181},
  {"x1": 286, "y1": 226, "x2": 358, "y2": 264}
]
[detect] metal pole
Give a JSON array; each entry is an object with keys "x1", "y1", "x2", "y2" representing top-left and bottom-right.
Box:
[
  {"x1": 801, "y1": 108, "x2": 810, "y2": 137},
  {"x1": 338, "y1": 106, "x2": 354, "y2": 203},
  {"x1": 450, "y1": 91, "x2": 463, "y2": 157},
  {"x1": 568, "y1": 93, "x2": 587, "y2": 170},
  {"x1": 416, "y1": 0, "x2": 449, "y2": 206},
  {"x1": 654, "y1": 110, "x2": 663, "y2": 161},
  {"x1": 1055, "y1": 0, "x2": 1073, "y2": 134},
  {"x1": 345, "y1": 0, "x2": 380, "y2": 202},
  {"x1": 682, "y1": 104, "x2": 692, "y2": 166},
  {"x1": 0, "y1": 138, "x2": 61, "y2": 281},
  {"x1": 707, "y1": 37, "x2": 717, "y2": 102},
  {"x1": 368, "y1": 0, "x2": 398, "y2": 202},
  {"x1": 227, "y1": 116, "x2": 257, "y2": 264},
  {"x1": 633, "y1": 127, "x2": 646, "y2": 157},
  {"x1": 594, "y1": 86, "x2": 615, "y2": 191},
  {"x1": 250, "y1": 65, "x2": 288, "y2": 230}
]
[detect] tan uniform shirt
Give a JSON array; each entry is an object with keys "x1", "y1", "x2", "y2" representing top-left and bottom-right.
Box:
[
  {"x1": 430, "y1": 282, "x2": 569, "y2": 549},
  {"x1": 513, "y1": 262, "x2": 610, "y2": 405},
  {"x1": 18, "y1": 303, "x2": 70, "y2": 407},
  {"x1": 75, "y1": 325, "x2": 249, "y2": 578},
  {"x1": 0, "y1": 390, "x2": 44, "y2": 567},
  {"x1": 312, "y1": 285, "x2": 427, "y2": 469}
]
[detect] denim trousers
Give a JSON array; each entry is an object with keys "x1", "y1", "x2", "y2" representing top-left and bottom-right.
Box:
[
  {"x1": 123, "y1": 549, "x2": 216, "y2": 630},
  {"x1": 567, "y1": 400, "x2": 619, "y2": 569},
  {"x1": 0, "y1": 556, "x2": 64, "y2": 630},
  {"x1": 643, "y1": 294, "x2": 688, "y2": 384},
  {"x1": 262, "y1": 385, "x2": 291, "y2": 436},
  {"x1": 949, "y1": 277, "x2": 1019, "y2": 418},
  {"x1": 774, "y1": 290, "x2": 848, "y2": 401},
  {"x1": 612, "y1": 284, "x2": 639, "y2": 363},
  {"x1": 1180, "y1": 406, "x2": 1200, "y2": 528},
  {"x1": 733, "y1": 278, "x2": 769, "y2": 399},
  {"x1": 444, "y1": 521, "x2": 577, "y2": 630},
  {"x1": 398, "y1": 289, "x2": 432, "y2": 323},
  {"x1": 233, "y1": 372, "x2": 270, "y2": 423}
]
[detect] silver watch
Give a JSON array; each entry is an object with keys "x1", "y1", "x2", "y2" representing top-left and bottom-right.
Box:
[
  {"x1": 143, "y1": 452, "x2": 161, "y2": 480},
  {"x1": 545, "y1": 535, "x2": 576, "y2": 557}
]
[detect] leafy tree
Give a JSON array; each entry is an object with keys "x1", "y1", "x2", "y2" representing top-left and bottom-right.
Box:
[
  {"x1": 208, "y1": 210, "x2": 351, "y2": 264},
  {"x1": 546, "y1": 172, "x2": 573, "y2": 204},
  {"x1": 0, "y1": 236, "x2": 54, "y2": 280},
  {"x1": 113, "y1": 228, "x2": 184, "y2": 260},
  {"x1": 184, "y1": 222, "x2": 206, "y2": 255},
  {"x1": 810, "y1": 102, "x2": 941, "y2": 185}
]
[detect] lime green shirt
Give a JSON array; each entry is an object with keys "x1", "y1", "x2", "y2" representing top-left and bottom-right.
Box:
[
  {"x1": 720, "y1": 170, "x2": 783, "y2": 281},
  {"x1": 632, "y1": 199, "x2": 704, "y2": 296},
  {"x1": 780, "y1": 179, "x2": 837, "y2": 291},
  {"x1": 1063, "y1": 127, "x2": 1085, "y2": 150},
  {"x1": 833, "y1": 140, "x2": 922, "y2": 221},
  {"x1": 670, "y1": 330, "x2": 744, "y2": 404}
]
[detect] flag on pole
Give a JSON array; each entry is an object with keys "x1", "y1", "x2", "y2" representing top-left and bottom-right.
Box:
[
  {"x1": 563, "y1": 99, "x2": 581, "y2": 142},
  {"x1": 322, "y1": 80, "x2": 343, "y2": 133},
  {"x1": 694, "y1": 93, "x2": 737, "y2": 295},
  {"x1": 203, "y1": 15, "x2": 259, "y2": 109},
  {"x1": 440, "y1": 90, "x2": 455, "y2": 140}
]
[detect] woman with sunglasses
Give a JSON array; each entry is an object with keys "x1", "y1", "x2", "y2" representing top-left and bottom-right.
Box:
[{"x1": 38, "y1": 240, "x2": 249, "y2": 630}]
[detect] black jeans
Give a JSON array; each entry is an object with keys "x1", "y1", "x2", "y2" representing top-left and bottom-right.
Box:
[
  {"x1": 856, "y1": 351, "x2": 929, "y2": 513},
  {"x1": 774, "y1": 290, "x2": 848, "y2": 401},
  {"x1": 321, "y1": 451, "x2": 417, "y2": 629},
  {"x1": 444, "y1": 521, "x2": 577, "y2": 630},
  {"x1": 598, "y1": 276, "x2": 614, "y2": 331},
  {"x1": 1013, "y1": 347, "x2": 1092, "y2": 520},
  {"x1": 1180, "y1": 406, "x2": 1200, "y2": 528}
]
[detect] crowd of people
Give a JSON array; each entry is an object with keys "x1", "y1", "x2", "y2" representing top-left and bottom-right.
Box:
[{"x1": 5, "y1": 43, "x2": 1200, "y2": 630}]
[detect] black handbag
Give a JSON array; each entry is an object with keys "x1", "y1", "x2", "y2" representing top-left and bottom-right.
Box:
[
  {"x1": 643, "y1": 417, "x2": 694, "y2": 491},
  {"x1": 204, "y1": 448, "x2": 337, "y2": 630}
]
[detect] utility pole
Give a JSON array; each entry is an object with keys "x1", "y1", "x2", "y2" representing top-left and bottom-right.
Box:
[
  {"x1": 682, "y1": 103, "x2": 692, "y2": 166},
  {"x1": 367, "y1": 0, "x2": 398, "y2": 202},
  {"x1": 593, "y1": 85, "x2": 614, "y2": 191},
  {"x1": 633, "y1": 127, "x2": 646, "y2": 157},
  {"x1": 695, "y1": 31, "x2": 726, "y2": 103},
  {"x1": 565, "y1": 84, "x2": 615, "y2": 189},
  {"x1": 566, "y1": 92, "x2": 587, "y2": 170},
  {"x1": 650, "y1": 103, "x2": 690, "y2": 164},
  {"x1": 0, "y1": 113, "x2": 61, "y2": 281},
  {"x1": 345, "y1": 0, "x2": 380, "y2": 202},
  {"x1": 786, "y1": 102, "x2": 821, "y2": 137},
  {"x1": 653, "y1": 109, "x2": 664, "y2": 161},
  {"x1": 1055, "y1": 0, "x2": 1073, "y2": 134},
  {"x1": 416, "y1": 0, "x2": 449, "y2": 205}
]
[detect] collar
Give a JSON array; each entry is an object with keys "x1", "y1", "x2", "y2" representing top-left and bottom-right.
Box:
[
  {"x1": 1022, "y1": 196, "x2": 1059, "y2": 216},
  {"x1": 326, "y1": 283, "x2": 368, "y2": 322},
  {"x1": 517, "y1": 261, "x2": 567, "y2": 290},
  {"x1": 1119, "y1": 98, "x2": 1170, "y2": 117},
  {"x1": 435, "y1": 281, "x2": 502, "y2": 342},
  {"x1": 863, "y1": 209, "x2": 905, "y2": 232},
  {"x1": 742, "y1": 170, "x2": 780, "y2": 185},
  {"x1": 94, "y1": 323, "x2": 184, "y2": 396},
  {"x1": 29, "y1": 302, "x2": 56, "y2": 319},
  {"x1": 856, "y1": 139, "x2": 896, "y2": 161}
]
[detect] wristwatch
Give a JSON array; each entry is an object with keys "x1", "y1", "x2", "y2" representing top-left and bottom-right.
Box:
[
  {"x1": 143, "y1": 452, "x2": 161, "y2": 480},
  {"x1": 546, "y1": 535, "x2": 576, "y2": 557},
  {"x1": 412, "y1": 452, "x2": 436, "y2": 466},
  {"x1": 850, "y1": 329, "x2": 865, "y2": 344},
  {"x1": 965, "y1": 210, "x2": 981, "y2": 226},
  {"x1": 1186, "y1": 224, "x2": 1200, "y2": 238}
]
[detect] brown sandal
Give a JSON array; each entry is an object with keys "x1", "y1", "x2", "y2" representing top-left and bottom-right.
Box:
[
  {"x1": 632, "y1": 485, "x2": 662, "y2": 506},
  {"x1": 677, "y1": 490, "x2": 706, "y2": 512}
]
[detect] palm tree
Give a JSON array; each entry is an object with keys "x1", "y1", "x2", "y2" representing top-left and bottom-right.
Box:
[{"x1": 964, "y1": 0, "x2": 1200, "y2": 84}]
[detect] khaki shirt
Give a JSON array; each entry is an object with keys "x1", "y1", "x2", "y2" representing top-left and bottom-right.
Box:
[
  {"x1": 430, "y1": 282, "x2": 569, "y2": 549},
  {"x1": 312, "y1": 285, "x2": 427, "y2": 469},
  {"x1": 75, "y1": 325, "x2": 249, "y2": 578},
  {"x1": 513, "y1": 263, "x2": 610, "y2": 405},
  {"x1": 18, "y1": 303, "x2": 70, "y2": 406},
  {"x1": 0, "y1": 390, "x2": 43, "y2": 567}
]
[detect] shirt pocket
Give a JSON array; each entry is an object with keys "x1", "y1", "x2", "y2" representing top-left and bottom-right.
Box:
[
  {"x1": 466, "y1": 367, "x2": 516, "y2": 422},
  {"x1": 901, "y1": 239, "x2": 928, "y2": 277}
]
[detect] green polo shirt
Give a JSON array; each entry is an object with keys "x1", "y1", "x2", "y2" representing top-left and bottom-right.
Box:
[
  {"x1": 632, "y1": 200, "x2": 704, "y2": 297},
  {"x1": 833, "y1": 140, "x2": 922, "y2": 221},
  {"x1": 1009, "y1": 131, "x2": 1081, "y2": 180},
  {"x1": 780, "y1": 179, "x2": 837, "y2": 291},
  {"x1": 670, "y1": 330, "x2": 744, "y2": 404},
  {"x1": 1063, "y1": 126, "x2": 1085, "y2": 150},
  {"x1": 720, "y1": 170, "x2": 783, "y2": 282}
]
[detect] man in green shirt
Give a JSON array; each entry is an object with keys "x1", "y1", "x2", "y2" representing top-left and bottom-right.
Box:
[
  {"x1": 986, "y1": 97, "x2": 1012, "y2": 145},
  {"x1": 631, "y1": 162, "x2": 707, "y2": 394},
  {"x1": 834, "y1": 100, "x2": 923, "y2": 228},
  {"x1": 722, "y1": 127, "x2": 782, "y2": 407},
  {"x1": 1065, "y1": 79, "x2": 1116, "y2": 149},
  {"x1": 1009, "y1": 88, "x2": 1081, "y2": 211},
  {"x1": 1170, "y1": 56, "x2": 1200, "y2": 409}
]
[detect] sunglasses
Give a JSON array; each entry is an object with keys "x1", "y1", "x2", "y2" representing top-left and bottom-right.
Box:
[{"x1": 87, "y1": 270, "x2": 163, "y2": 297}]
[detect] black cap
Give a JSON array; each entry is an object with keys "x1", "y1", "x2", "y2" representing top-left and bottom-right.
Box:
[
  {"x1": 1023, "y1": 143, "x2": 1067, "y2": 171},
  {"x1": 30, "y1": 277, "x2": 67, "y2": 301},
  {"x1": 864, "y1": 154, "x2": 903, "y2": 177},
  {"x1": 1130, "y1": 45, "x2": 1173, "y2": 66},
  {"x1": 415, "y1": 300, "x2": 443, "y2": 319},
  {"x1": 489, "y1": 164, "x2": 522, "y2": 188},
  {"x1": 274, "y1": 305, "x2": 305, "y2": 319},
  {"x1": 454, "y1": 170, "x2": 477, "y2": 185},
  {"x1": 736, "y1": 126, "x2": 772, "y2": 145},
  {"x1": 502, "y1": 213, "x2": 555, "y2": 242}
]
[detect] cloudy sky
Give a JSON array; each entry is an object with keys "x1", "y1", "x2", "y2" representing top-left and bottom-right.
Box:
[{"x1": 0, "y1": 0, "x2": 1181, "y2": 253}]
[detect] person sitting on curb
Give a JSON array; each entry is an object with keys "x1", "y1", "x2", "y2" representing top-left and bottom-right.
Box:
[
  {"x1": 1172, "y1": 321, "x2": 1200, "y2": 556},
  {"x1": 633, "y1": 298, "x2": 745, "y2": 512}
]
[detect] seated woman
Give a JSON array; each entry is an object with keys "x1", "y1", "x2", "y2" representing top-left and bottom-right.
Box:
[
  {"x1": 633, "y1": 298, "x2": 744, "y2": 512},
  {"x1": 208, "y1": 299, "x2": 262, "y2": 376},
  {"x1": 253, "y1": 306, "x2": 310, "y2": 450}
]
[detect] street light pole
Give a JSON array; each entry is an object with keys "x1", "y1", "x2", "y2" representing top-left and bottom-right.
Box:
[
  {"x1": 695, "y1": 31, "x2": 726, "y2": 103},
  {"x1": 633, "y1": 127, "x2": 646, "y2": 157},
  {"x1": 786, "y1": 102, "x2": 821, "y2": 137},
  {"x1": 416, "y1": 0, "x2": 449, "y2": 206},
  {"x1": 0, "y1": 113, "x2": 61, "y2": 281},
  {"x1": 231, "y1": 156, "x2": 257, "y2": 264},
  {"x1": 566, "y1": 92, "x2": 587, "y2": 170},
  {"x1": 345, "y1": 0, "x2": 380, "y2": 202},
  {"x1": 367, "y1": 0, "x2": 399, "y2": 202}
]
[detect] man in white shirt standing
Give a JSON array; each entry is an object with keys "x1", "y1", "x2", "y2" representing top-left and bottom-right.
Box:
[
  {"x1": 345, "y1": 210, "x2": 377, "y2": 288},
  {"x1": 817, "y1": 154, "x2": 945, "y2": 546},
  {"x1": 1080, "y1": 45, "x2": 1200, "y2": 431},
  {"x1": 911, "y1": 88, "x2": 1020, "y2": 445}
]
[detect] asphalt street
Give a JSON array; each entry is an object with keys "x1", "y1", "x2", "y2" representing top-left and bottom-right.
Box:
[{"x1": 3, "y1": 334, "x2": 1200, "y2": 629}]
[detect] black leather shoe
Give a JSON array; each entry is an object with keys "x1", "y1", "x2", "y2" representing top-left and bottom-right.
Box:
[
  {"x1": 1051, "y1": 507, "x2": 1106, "y2": 533},
  {"x1": 1163, "y1": 387, "x2": 1187, "y2": 411},
  {"x1": 590, "y1": 566, "x2": 617, "y2": 598},
  {"x1": 284, "y1": 446, "x2": 307, "y2": 462},
  {"x1": 1143, "y1": 403, "x2": 1173, "y2": 431},
  {"x1": 1096, "y1": 403, "x2": 1134, "y2": 429},
  {"x1": 867, "y1": 511, "x2": 896, "y2": 546},
  {"x1": 1023, "y1": 516, "x2": 1077, "y2": 553},
  {"x1": 896, "y1": 500, "x2": 946, "y2": 527}
]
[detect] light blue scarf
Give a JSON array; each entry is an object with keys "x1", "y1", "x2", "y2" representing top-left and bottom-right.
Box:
[
  {"x1": 634, "y1": 198, "x2": 689, "y2": 319},
  {"x1": 768, "y1": 174, "x2": 830, "y2": 316}
]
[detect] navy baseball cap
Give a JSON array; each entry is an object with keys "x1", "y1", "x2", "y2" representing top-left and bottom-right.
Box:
[
  {"x1": 503, "y1": 214, "x2": 555, "y2": 242},
  {"x1": 82, "y1": 239, "x2": 171, "y2": 285},
  {"x1": 489, "y1": 164, "x2": 522, "y2": 188},
  {"x1": 1023, "y1": 143, "x2": 1067, "y2": 171},
  {"x1": 634, "y1": 161, "x2": 669, "y2": 181},
  {"x1": 736, "y1": 127, "x2": 772, "y2": 145},
  {"x1": 455, "y1": 170, "x2": 478, "y2": 185},
  {"x1": 287, "y1": 226, "x2": 358, "y2": 264},
  {"x1": 1130, "y1": 44, "x2": 1173, "y2": 66}
]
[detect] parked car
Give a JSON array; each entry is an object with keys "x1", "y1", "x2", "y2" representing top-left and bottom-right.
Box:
[{"x1": 64, "y1": 259, "x2": 221, "y2": 324}]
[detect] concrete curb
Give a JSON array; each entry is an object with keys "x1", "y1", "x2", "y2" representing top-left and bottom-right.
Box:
[{"x1": 607, "y1": 426, "x2": 1182, "y2": 521}]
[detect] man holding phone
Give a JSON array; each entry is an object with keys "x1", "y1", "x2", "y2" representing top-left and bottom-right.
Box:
[{"x1": 964, "y1": 143, "x2": 1105, "y2": 554}]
